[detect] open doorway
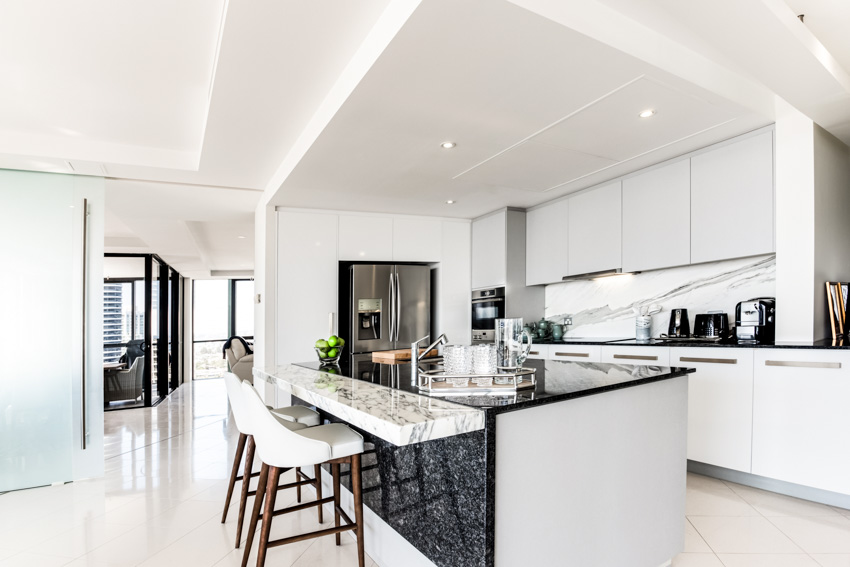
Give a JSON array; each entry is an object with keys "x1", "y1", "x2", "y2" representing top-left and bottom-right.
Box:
[{"x1": 192, "y1": 279, "x2": 254, "y2": 379}]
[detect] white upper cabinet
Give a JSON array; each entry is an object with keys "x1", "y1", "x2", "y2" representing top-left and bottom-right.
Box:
[
  {"x1": 338, "y1": 215, "x2": 393, "y2": 261},
  {"x1": 568, "y1": 182, "x2": 621, "y2": 276},
  {"x1": 622, "y1": 160, "x2": 691, "y2": 272},
  {"x1": 472, "y1": 211, "x2": 507, "y2": 289},
  {"x1": 393, "y1": 217, "x2": 441, "y2": 262},
  {"x1": 526, "y1": 199, "x2": 568, "y2": 285},
  {"x1": 690, "y1": 131, "x2": 774, "y2": 264}
]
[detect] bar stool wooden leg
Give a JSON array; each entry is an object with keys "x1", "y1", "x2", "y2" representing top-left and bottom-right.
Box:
[
  {"x1": 351, "y1": 454, "x2": 365, "y2": 567},
  {"x1": 257, "y1": 466, "x2": 281, "y2": 567},
  {"x1": 222, "y1": 432, "x2": 247, "y2": 523},
  {"x1": 332, "y1": 462, "x2": 341, "y2": 545},
  {"x1": 296, "y1": 466, "x2": 302, "y2": 502},
  {"x1": 235, "y1": 435, "x2": 256, "y2": 547},
  {"x1": 314, "y1": 464, "x2": 324, "y2": 523},
  {"x1": 241, "y1": 463, "x2": 268, "y2": 567}
]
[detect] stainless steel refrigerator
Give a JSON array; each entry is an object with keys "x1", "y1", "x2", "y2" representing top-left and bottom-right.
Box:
[{"x1": 347, "y1": 264, "x2": 430, "y2": 354}]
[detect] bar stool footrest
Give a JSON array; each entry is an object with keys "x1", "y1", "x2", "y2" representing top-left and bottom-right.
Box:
[
  {"x1": 271, "y1": 496, "x2": 334, "y2": 517},
  {"x1": 267, "y1": 521, "x2": 356, "y2": 549}
]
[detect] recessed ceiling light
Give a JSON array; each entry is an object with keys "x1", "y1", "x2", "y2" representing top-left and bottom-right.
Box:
[
  {"x1": 446, "y1": 200, "x2": 455, "y2": 204},
  {"x1": 440, "y1": 141, "x2": 456, "y2": 149},
  {"x1": 237, "y1": 235, "x2": 246, "y2": 239},
  {"x1": 639, "y1": 109, "x2": 656, "y2": 118}
]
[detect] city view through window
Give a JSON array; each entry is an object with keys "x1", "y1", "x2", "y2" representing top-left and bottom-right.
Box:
[{"x1": 193, "y1": 279, "x2": 254, "y2": 379}]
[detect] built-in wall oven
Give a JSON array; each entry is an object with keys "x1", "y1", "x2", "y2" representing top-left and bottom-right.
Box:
[{"x1": 471, "y1": 286, "x2": 505, "y2": 343}]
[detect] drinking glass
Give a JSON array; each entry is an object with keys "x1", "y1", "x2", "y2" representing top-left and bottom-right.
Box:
[
  {"x1": 472, "y1": 344, "x2": 497, "y2": 375},
  {"x1": 495, "y1": 318, "x2": 532, "y2": 370},
  {"x1": 443, "y1": 344, "x2": 472, "y2": 375}
]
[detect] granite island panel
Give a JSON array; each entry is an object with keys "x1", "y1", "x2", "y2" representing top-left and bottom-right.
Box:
[{"x1": 254, "y1": 359, "x2": 694, "y2": 567}]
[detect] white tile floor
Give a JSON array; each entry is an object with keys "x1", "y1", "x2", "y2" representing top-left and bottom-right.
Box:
[
  {"x1": 3, "y1": 379, "x2": 850, "y2": 567},
  {"x1": 0, "y1": 379, "x2": 374, "y2": 567}
]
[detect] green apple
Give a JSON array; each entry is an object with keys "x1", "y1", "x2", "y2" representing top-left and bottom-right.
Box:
[
  {"x1": 327, "y1": 335, "x2": 339, "y2": 347},
  {"x1": 315, "y1": 339, "x2": 329, "y2": 350},
  {"x1": 327, "y1": 348, "x2": 339, "y2": 358}
]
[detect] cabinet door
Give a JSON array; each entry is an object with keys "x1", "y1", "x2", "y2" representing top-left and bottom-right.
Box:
[
  {"x1": 691, "y1": 132, "x2": 774, "y2": 263},
  {"x1": 568, "y1": 182, "x2": 621, "y2": 276},
  {"x1": 752, "y1": 349, "x2": 850, "y2": 494},
  {"x1": 526, "y1": 200, "x2": 568, "y2": 285},
  {"x1": 526, "y1": 344, "x2": 549, "y2": 360},
  {"x1": 671, "y1": 348, "x2": 754, "y2": 472},
  {"x1": 277, "y1": 211, "x2": 339, "y2": 364},
  {"x1": 549, "y1": 345, "x2": 601, "y2": 363},
  {"x1": 622, "y1": 160, "x2": 690, "y2": 272},
  {"x1": 338, "y1": 215, "x2": 393, "y2": 261},
  {"x1": 393, "y1": 217, "x2": 441, "y2": 262},
  {"x1": 600, "y1": 346, "x2": 669, "y2": 366},
  {"x1": 472, "y1": 211, "x2": 506, "y2": 289}
]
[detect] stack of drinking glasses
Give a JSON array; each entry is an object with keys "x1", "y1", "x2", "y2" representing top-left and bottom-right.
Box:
[{"x1": 471, "y1": 344, "x2": 497, "y2": 386}]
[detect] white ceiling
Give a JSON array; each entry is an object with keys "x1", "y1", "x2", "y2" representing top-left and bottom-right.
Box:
[{"x1": 1, "y1": 0, "x2": 849, "y2": 273}]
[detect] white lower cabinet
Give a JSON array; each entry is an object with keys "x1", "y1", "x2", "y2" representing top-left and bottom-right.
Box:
[
  {"x1": 526, "y1": 345, "x2": 549, "y2": 360},
  {"x1": 600, "y1": 346, "x2": 669, "y2": 366},
  {"x1": 752, "y1": 349, "x2": 850, "y2": 495},
  {"x1": 548, "y1": 345, "x2": 601, "y2": 363},
  {"x1": 671, "y1": 348, "x2": 754, "y2": 472}
]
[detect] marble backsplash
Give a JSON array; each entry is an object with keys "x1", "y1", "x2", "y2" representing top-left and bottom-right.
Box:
[{"x1": 545, "y1": 255, "x2": 776, "y2": 338}]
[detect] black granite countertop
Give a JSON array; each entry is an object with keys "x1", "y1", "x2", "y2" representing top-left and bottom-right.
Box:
[
  {"x1": 295, "y1": 357, "x2": 694, "y2": 415},
  {"x1": 529, "y1": 337, "x2": 633, "y2": 345},
  {"x1": 601, "y1": 337, "x2": 850, "y2": 349}
]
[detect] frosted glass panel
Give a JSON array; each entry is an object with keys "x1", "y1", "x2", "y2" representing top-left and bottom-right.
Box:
[{"x1": 0, "y1": 171, "x2": 75, "y2": 491}]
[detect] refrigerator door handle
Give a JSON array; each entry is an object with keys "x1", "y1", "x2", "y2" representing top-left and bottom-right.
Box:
[
  {"x1": 395, "y1": 271, "x2": 401, "y2": 342},
  {"x1": 389, "y1": 273, "x2": 395, "y2": 342}
]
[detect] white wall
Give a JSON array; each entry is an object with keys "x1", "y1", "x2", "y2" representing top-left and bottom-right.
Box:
[
  {"x1": 813, "y1": 125, "x2": 850, "y2": 340},
  {"x1": 254, "y1": 204, "x2": 276, "y2": 371}
]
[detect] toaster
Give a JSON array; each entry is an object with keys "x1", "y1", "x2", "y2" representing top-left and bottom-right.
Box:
[{"x1": 693, "y1": 313, "x2": 729, "y2": 339}]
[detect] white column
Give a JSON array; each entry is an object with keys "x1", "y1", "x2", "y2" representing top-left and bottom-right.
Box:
[{"x1": 774, "y1": 98, "x2": 815, "y2": 341}]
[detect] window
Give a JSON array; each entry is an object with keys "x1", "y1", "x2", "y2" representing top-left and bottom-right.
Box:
[{"x1": 192, "y1": 279, "x2": 254, "y2": 379}]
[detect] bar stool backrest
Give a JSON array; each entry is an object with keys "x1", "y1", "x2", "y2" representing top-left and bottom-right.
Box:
[
  {"x1": 223, "y1": 372, "x2": 254, "y2": 436},
  {"x1": 240, "y1": 381, "x2": 332, "y2": 468}
]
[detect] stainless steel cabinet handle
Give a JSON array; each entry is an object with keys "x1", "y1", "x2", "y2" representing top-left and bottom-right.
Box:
[
  {"x1": 554, "y1": 352, "x2": 590, "y2": 358},
  {"x1": 614, "y1": 354, "x2": 658, "y2": 361},
  {"x1": 471, "y1": 297, "x2": 505, "y2": 304},
  {"x1": 81, "y1": 198, "x2": 88, "y2": 450},
  {"x1": 529, "y1": 351, "x2": 540, "y2": 355},
  {"x1": 765, "y1": 360, "x2": 841, "y2": 369},
  {"x1": 680, "y1": 356, "x2": 737, "y2": 365}
]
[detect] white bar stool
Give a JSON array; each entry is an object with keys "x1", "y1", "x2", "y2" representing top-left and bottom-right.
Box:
[
  {"x1": 240, "y1": 381, "x2": 367, "y2": 567},
  {"x1": 221, "y1": 372, "x2": 321, "y2": 549}
]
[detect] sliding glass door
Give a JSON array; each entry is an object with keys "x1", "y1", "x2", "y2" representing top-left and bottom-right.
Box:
[{"x1": 104, "y1": 254, "x2": 182, "y2": 408}]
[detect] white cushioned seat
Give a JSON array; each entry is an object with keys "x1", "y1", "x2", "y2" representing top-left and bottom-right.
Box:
[
  {"x1": 271, "y1": 405, "x2": 321, "y2": 427},
  {"x1": 294, "y1": 424, "x2": 364, "y2": 461}
]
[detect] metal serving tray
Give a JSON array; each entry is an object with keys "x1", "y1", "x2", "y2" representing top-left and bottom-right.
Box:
[{"x1": 417, "y1": 367, "x2": 536, "y2": 394}]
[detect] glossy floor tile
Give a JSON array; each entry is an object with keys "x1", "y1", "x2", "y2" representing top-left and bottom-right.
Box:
[
  {"x1": 0, "y1": 380, "x2": 375, "y2": 567},
  {"x1": 2, "y1": 379, "x2": 847, "y2": 567}
]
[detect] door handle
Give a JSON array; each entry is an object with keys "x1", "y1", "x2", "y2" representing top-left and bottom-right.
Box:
[
  {"x1": 389, "y1": 275, "x2": 395, "y2": 342},
  {"x1": 80, "y1": 198, "x2": 89, "y2": 450},
  {"x1": 765, "y1": 360, "x2": 841, "y2": 369},
  {"x1": 679, "y1": 356, "x2": 737, "y2": 365},
  {"x1": 613, "y1": 354, "x2": 658, "y2": 361},
  {"x1": 395, "y1": 272, "x2": 401, "y2": 342}
]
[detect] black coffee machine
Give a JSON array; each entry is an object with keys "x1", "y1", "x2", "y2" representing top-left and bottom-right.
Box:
[{"x1": 735, "y1": 298, "x2": 776, "y2": 343}]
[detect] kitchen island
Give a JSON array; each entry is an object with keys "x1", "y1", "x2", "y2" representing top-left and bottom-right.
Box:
[{"x1": 254, "y1": 358, "x2": 694, "y2": 567}]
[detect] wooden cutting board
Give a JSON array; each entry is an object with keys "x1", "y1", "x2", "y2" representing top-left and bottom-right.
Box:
[{"x1": 372, "y1": 349, "x2": 440, "y2": 362}]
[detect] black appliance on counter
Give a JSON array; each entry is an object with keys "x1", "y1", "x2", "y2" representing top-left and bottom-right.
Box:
[
  {"x1": 667, "y1": 308, "x2": 690, "y2": 337},
  {"x1": 735, "y1": 298, "x2": 776, "y2": 343},
  {"x1": 693, "y1": 312, "x2": 730, "y2": 339}
]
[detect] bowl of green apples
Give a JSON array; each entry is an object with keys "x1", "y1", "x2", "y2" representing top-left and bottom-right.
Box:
[{"x1": 314, "y1": 335, "x2": 345, "y2": 365}]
